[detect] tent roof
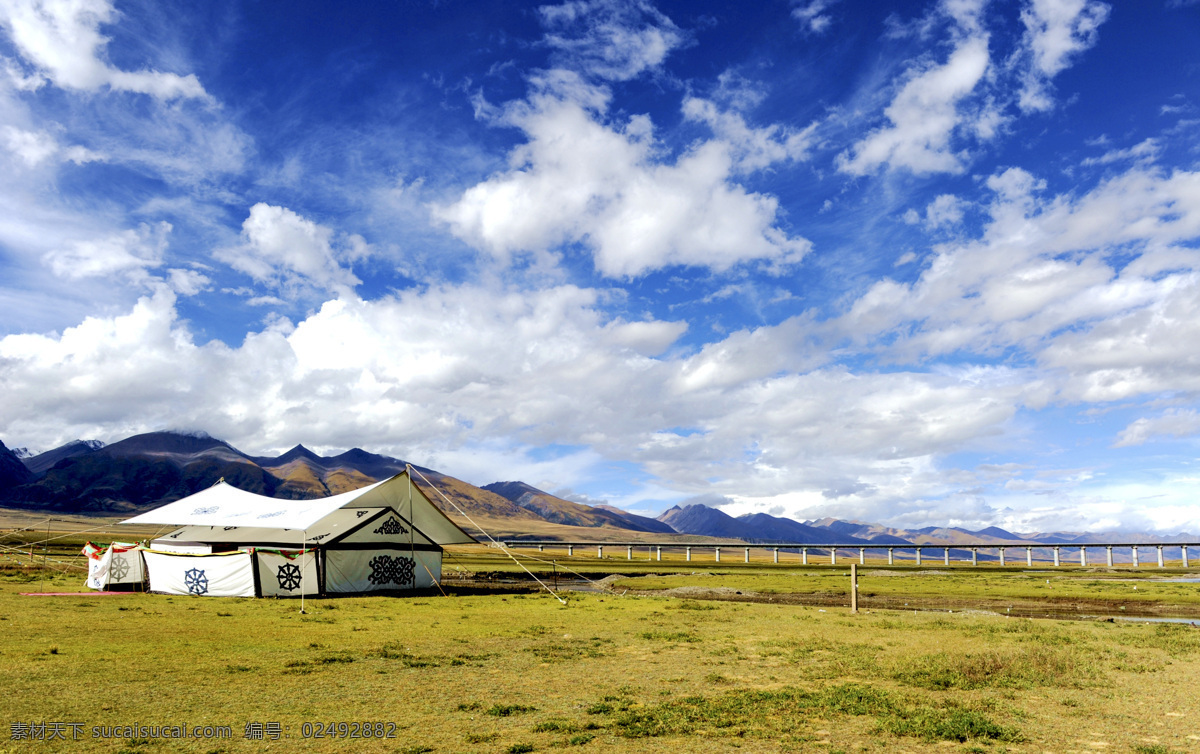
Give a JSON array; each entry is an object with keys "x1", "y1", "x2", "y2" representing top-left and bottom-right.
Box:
[{"x1": 121, "y1": 470, "x2": 477, "y2": 545}]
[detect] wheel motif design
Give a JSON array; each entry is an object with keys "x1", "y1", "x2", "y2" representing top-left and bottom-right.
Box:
[
  {"x1": 277, "y1": 563, "x2": 303, "y2": 591},
  {"x1": 109, "y1": 555, "x2": 130, "y2": 581},
  {"x1": 184, "y1": 567, "x2": 208, "y2": 595}
]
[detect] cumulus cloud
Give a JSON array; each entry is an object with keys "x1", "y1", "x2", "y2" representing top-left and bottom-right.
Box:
[
  {"x1": 837, "y1": 19, "x2": 990, "y2": 175},
  {"x1": 2, "y1": 125, "x2": 102, "y2": 166},
  {"x1": 1114, "y1": 410, "x2": 1200, "y2": 447},
  {"x1": 435, "y1": 72, "x2": 810, "y2": 277},
  {"x1": 538, "y1": 0, "x2": 684, "y2": 81},
  {"x1": 0, "y1": 0, "x2": 207, "y2": 100},
  {"x1": 838, "y1": 165, "x2": 1200, "y2": 368},
  {"x1": 681, "y1": 97, "x2": 814, "y2": 173},
  {"x1": 42, "y1": 221, "x2": 170, "y2": 281},
  {"x1": 1014, "y1": 0, "x2": 1110, "y2": 113},
  {"x1": 216, "y1": 204, "x2": 365, "y2": 299}
]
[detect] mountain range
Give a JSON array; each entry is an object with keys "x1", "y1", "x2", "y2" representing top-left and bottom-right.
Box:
[{"x1": 0, "y1": 431, "x2": 1192, "y2": 548}]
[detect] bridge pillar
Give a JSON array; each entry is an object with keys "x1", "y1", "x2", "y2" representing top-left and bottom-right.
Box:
[
  {"x1": 715, "y1": 547, "x2": 721, "y2": 563},
  {"x1": 999, "y1": 547, "x2": 1006, "y2": 566},
  {"x1": 802, "y1": 547, "x2": 808, "y2": 565},
  {"x1": 1106, "y1": 546, "x2": 1113, "y2": 567},
  {"x1": 1080, "y1": 547, "x2": 1087, "y2": 567},
  {"x1": 944, "y1": 547, "x2": 949, "y2": 566},
  {"x1": 1053, "y1": 547, "x2": 1059, "y2": 567},
  {"x1": 888, "y1": 547, "x2": 894, "y2": 565},
  {"x1": 598, "y1": 545, "x2": 603, "y2": 559},
  {"x1": 686, "y1": 546, "x2": 691, "y2": 562},
  {"x1": 971, "y1": 548, "x2": 977, "y2": 566},
  {"x1": 744, "y1": 547, "x2": 750, "y2": 563},
  {"x1": 568, "y1": 545, "x2": 573, "y2": 556},
  {"x1": 1026, "y1": 547, "x2": 1032, "y2": 567},
  {"x1": 1132, "y1": 546, "x2": 1139, "y2": 568},
  {"x1": 656, "y1": 546, "x2": 662, "y2": 561},
  {"x1": 773, "y1": 548, "x2": 779, "y2": 564},
  {"x1": 1157, "y1": 545, "x2": 1164, "y2": 568},
  {"x1": 627, "y1": 546, "x2": 632, "y2": 560},
  {"x1": 916, "y1": 548, "x2": 922, "y2": 566},
  {"x1": 830, "y1": 549, "x2": 837, "y2": 565},
  {"x1": 1183, "y1": 546, "x2": 1189, "y2": 569},
  {"x1": 859, "y1": 548, "x2": 865, "y2": 565}
]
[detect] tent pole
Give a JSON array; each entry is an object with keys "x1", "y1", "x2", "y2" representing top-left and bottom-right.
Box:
[
  {"x1": 408, "y1": 466, "x2": 415, "y2": 590},
  {"x1": 300, "y1": 531, "x2": 307, "y2": 614}
]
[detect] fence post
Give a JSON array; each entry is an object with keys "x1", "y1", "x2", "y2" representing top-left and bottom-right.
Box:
[{"x1": 850, "y1": 563, "x2": 858, "y2": 614}]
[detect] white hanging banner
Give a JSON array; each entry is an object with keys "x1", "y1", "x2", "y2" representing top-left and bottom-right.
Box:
[
  {"x1": 325, "y1": 549, "x2": 440, "y2": 593},
  {"x1": 143, "y1": 550, "x2": 255, "y2": 597},
  {"x1": 84, "y1": 543, "x2": 145, "y2": 590},
  {"x1": 256, "y1": 550, "x2": 319, "y2": 597}
]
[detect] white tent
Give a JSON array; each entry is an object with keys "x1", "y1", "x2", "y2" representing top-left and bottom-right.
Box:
[{"x1": 119, "y1": 469, "x2": 475, "y2": 597}]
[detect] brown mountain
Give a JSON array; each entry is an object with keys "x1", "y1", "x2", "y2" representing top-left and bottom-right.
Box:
[
  {"x1": 483, "y1": 481, "x2": 675, "y2": 533},
  {"x1": 0, "y1": 432, "x2": 548, "y2": 533}
]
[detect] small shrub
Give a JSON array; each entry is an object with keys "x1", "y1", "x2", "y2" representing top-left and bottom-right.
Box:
[
  {"x1": 463, "y1": 732, "x2": 496, "y2": 743},
  {"x1": 638, "y1": 631, "x2": 701, "y2": 643},
  {"x1": 487, "y1": 704, "x2": 537, "y2": 717},
  {"x1": 506, "y1": 743, "x2": 534, "y2": 753},
  {"x1": 568, "y1": 733, "x2": 595, "y2": 745},
  {"x1": 882, "y1": 708, "x2": 1023, "y2": 743}
]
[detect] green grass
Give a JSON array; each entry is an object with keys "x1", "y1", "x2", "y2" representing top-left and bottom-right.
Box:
[{"x1": 2, "y1": 556, "x2": 1200, "y2": 752}]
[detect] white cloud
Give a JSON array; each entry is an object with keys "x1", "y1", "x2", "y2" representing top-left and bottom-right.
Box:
[
  {"x1": 838, "y1": 32, "x2": 990, "y2": 175},
  {"x1": 42, "y1": 221, "x2": 170, "y2": 281},
  {"x1": 217, "y1": 204, "x2": 364, "y2": 299},
  {"x1": 0, "y1": 0, "x2": 207, "y2": 100},
  {"x1": 1081, "y1": 137, "x2": 1160, "y2": 167},
  {"x1": 1015, "y1": 0, "x2": 1110, "y2": 113},
  {"x1": 2, "y1": 125, "x2": 102, "y2": 166},
  {"x1": 538, "y1": 0, "x2": 684, "y2": 81},
  {"x1": 435, "y1": 73, "x2": 810, "y2": 277},
  {"x1": 792, "y1": 0, "x2": 837, "y2": 34},
  {"x1": 681, "y1": 97, "x2": 814, "y2": 173},
  {"x1": 923, "y1": 193, "x2": 967, "y2": 229},
  {"x1": 838, "y1": 165, "x2": 1200, "y2": 367},
  {"x1": 1114, "y1": 409, "x2": 1200, "y2": 447}
]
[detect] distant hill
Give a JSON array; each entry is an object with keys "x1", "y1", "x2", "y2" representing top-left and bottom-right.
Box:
[
  {"x1": 661, "y1": 505, "x2": 871, "y2": 544},
  {"x1": 592, "y1": 504, "x2": 676, "y2": 534},
  {"x1": 21, "y1": 439, "x2": 105, "y2": 477},
  {"x1": 0, "y1": 440, "x2": 34, "y2": 490},
  {"x1": 484, "y1": 481, "x2": 675, "y2": 533}
]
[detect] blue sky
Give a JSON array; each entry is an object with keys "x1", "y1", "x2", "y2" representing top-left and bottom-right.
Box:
[{"x1": 2, "y1": 0, "x2": 1199, "y2": 533}]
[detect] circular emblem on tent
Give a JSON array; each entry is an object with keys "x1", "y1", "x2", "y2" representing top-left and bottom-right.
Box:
[
  {"x1": 109, "y1": 555, "x2": 130, "y2": 581},
  {"x1": 277, "y1": 563, "x2": 302, "y2": 592},
  {"x1": 368, "y1": 555, "x2": 415, "y2": 586},
  {"x1": 192, "y1": 506, "x2": 218, "y2": 515},
  {"x1": 184, "y1": 567, "x2": 209, "y2": 595}
]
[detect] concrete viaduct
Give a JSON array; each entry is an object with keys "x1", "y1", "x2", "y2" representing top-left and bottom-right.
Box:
[{"x1": 501, "y1": 541, "x2": 1200, "y2": 568}]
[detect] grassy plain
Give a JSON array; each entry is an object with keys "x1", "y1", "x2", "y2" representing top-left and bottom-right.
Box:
[{"x1": 3, "y1": 544, "x2": 1200, "y2": 754}]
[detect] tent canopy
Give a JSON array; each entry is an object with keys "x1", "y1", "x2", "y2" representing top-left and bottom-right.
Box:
[{"x1": 120, "y1": 470, "x2": 477, "y2": 546}]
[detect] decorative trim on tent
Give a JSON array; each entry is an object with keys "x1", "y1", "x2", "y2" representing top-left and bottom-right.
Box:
[{"x1": 323, "y1": 506, "x2": 435, "y2": 548}]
